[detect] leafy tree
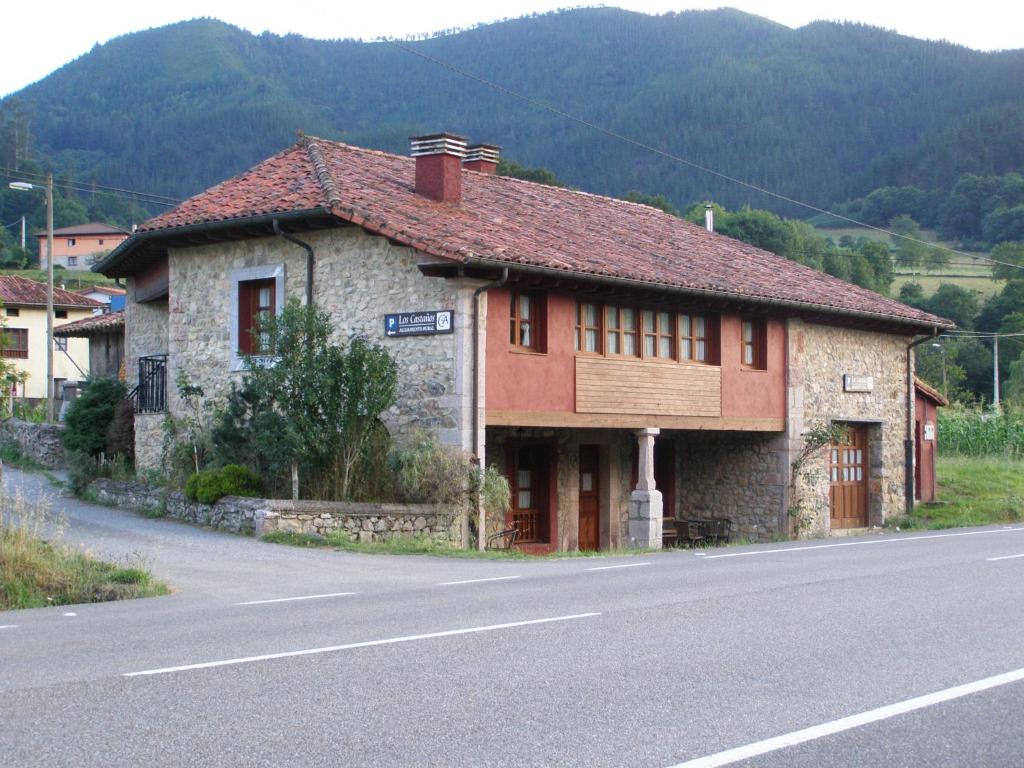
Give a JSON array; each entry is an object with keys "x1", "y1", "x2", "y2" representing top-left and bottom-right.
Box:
[
  {"x1": 990, "y1": 242, "x2": 1024, "y2": 281},
  {"x1": 239, "y1": 300, "x2": 397, "y2": 499},
  {"x1": 898, "y1": 282, "x2": 925, "y2": 306},
  {"x1": 922, "y1": 284, "x2": 979, "y2": 330},
  {"x1": 977, "y1": 280, "x2": 1024, "y2": 332},
  {"x1": 622, "y1": 191, "x2": 679, "y2": 216},
  {"x1": 496, "y1": 158, "x2": 564, "y2": 187}
]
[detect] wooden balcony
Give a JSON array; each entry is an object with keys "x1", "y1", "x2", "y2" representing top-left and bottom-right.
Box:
[{"x1": 575, "y1": 356, "x2": 721, "y2": 418}]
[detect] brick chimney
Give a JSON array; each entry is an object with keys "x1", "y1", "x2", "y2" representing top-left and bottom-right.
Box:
[
  {"x1": 463, "y1": 143, "x2": 501, "y2": 174},
  {"x1": 411, "y1": 133, "x2": 467, "y2": 203}
]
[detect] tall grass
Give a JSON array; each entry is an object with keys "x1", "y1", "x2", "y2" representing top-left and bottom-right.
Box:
[
  {"x1": 0, "y1": 487, "x2": 167, "y2": 610},
  {"x1": 938, "y1": 405, "x2": 1024, "y2": 456}
]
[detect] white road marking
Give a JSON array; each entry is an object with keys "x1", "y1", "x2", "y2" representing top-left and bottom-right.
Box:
[
  {"x1": 986, "y1": 553, "x2": 1024, "y2": 562},
  {"x1": 669, "y1": 665, "x2": 1024, "y2": 768},
  {"x1": 437, "y1": 575, "x2": 521, "y2": 586},
  {"x1": 62, "y1": 612, "x2": 77, "y2": 617},
  {"x1": 0, "y1": 625, "x2": 16, "y2": 630},
  {"x1": 124, "y1": 612, "x2": 601, "y2": 677},
  {"x1": 702, "y1": 527, "x2": 1024, "y2": 560},
  {"x1": 586, "y1": 562, "x2": 652, "y2": 571},
  {"x1": 236, "y1": 592, "x2": 356, "y2": 605}
]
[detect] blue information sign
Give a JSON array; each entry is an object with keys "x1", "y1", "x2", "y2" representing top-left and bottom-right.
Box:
[{"x1": 384, "y1": 310, "x2": 454, "y2": 337}]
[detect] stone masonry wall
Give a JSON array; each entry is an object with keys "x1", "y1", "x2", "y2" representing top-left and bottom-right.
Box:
[
  {"x1": 131, "y1": 225, "x2": 481, "y2": 470},
  {"x1": 0, "y1": 418, "x2": 65, "y2": 468},
  {"x1": 89, "y1": 478, "x2": 463, "y2": 545},
  {"x1": 787, "y1": 320, "x2": 912, "y2": 534},
  {"x1": 676, "y1": 431, "x2": 787, "y2": 543}
]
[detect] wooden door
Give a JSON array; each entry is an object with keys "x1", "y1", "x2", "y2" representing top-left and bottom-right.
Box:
[
  {"x1": 829, "y1": 425, "x2": 868, "y2": 528},
  {"x1": 508, "y1": 445, "x2": 551, "y2": 544},
  {"x1": 578, "y1": 445, "x2": 600, "y2": 551}
]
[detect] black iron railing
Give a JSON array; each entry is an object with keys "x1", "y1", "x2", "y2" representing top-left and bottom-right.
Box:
[{"x1": 129, "y1": 354, "x2": 167, "y2": 413}]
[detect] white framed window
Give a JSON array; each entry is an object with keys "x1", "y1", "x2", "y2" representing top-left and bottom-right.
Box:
[{"x1": 229, "y1": 264, "x2": 285, "y2": 371}]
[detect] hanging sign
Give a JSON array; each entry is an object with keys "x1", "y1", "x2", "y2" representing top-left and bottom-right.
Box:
[{"x1": 384, "y1": 310, "x2": 454, "y2": 337}]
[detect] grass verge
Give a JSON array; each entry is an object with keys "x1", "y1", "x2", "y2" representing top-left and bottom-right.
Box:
[
  {"x1": 888, "y1": 455, "x2": 1024, "y2": 531},
  {"x1": 0, "y1": 489, "x2": 168, "y2": 610},
  {"x1": 261, "y1": 530, "x2": 657, "y2": 559}
]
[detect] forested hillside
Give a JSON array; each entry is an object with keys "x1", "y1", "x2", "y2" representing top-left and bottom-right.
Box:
[{"x1": 2, "y1": 8, "x2": 1023, "y2": 215}]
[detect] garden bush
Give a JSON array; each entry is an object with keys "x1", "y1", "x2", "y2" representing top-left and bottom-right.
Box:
[
  {"x1": 184, "y1": 464, "x2": 264, "y2": 504},
  {"x1": 63, "y1": 378, "x2": 127, "y2": 456}
]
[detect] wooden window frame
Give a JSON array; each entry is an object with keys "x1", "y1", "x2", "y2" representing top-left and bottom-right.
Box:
[
  {"x1": 642, "y1": 309, "x2": 675, "y2": 360},
  {"x1": 5, "y1": 308, "x2": 18, "y2": 317},
  {"x1": 741, "y1": 318, "x2": 768, "y2": 370},
  {"x1": 678, "y1": 313, "x2": 717, "y2": 364},
  {"x1": 574, "y1": 301, "x2": 602, "y2": 355},
  {"x1": 1, "y1": 328, "x2": 28, "y2": 359},
  {"x1": 605, "y1": 304, "x2": 641, "y2": 358},
  {"x1": 509, "y1": 290, "x2": 546, "y2": 353},
  {"x1": 238, "y1": 278, "x2": 276, "y2": 356}
]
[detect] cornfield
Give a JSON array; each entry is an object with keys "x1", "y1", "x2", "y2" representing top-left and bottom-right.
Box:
[{"x1": 938, "y1": 406, "x2": 1024, "y2": 456}]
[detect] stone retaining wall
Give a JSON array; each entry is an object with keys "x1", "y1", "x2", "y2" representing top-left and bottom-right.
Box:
[
  {"x1": 88, "y1": 478, "x2": 464, "y2": 546},
  {"x1": 0, "y1": 418, "x2": 65, "y2": 468}
]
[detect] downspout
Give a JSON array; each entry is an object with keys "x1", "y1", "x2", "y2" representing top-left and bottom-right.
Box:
[
  {"x1": 273, "y1": 219, "x2": 316, "y2": 501},
  {"x1": 272, "y1": 219, "x2": 315, "y2": 306},
  {"x1": 906, "y1": 329, "x2": 940, "y2": 516},
  {"x1": 472, "y1": 267, "x2": 508, "y2": 551}
]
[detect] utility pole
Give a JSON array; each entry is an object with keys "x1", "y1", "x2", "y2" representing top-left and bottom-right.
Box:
[
  {"x1": 993, "y1": 334, "x2": 1000, "y2": 409},
  {"x1": 45, "y1": 174, "x2": 54, "y2": 423},
  {"x1": 20, "y1": 216, "x2": 25, "y2": 249}
]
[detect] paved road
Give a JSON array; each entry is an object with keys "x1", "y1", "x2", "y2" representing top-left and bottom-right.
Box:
[{"x1": 3, "y1": 468, "x2": 1024, "y2": 767}]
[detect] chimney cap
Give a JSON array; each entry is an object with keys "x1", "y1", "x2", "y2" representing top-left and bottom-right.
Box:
[
  {"x1": 410, "y1": 133, "x2": 468, "y2": 158},
  {"x1": 465, "y1": 143, "x2": 501, "y2": 164}
]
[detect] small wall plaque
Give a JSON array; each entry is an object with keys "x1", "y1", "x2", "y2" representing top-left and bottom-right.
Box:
[
  {"x1": 923, "y1": 423, "x2": 935, "y2": 441},
  {"x1": 843, "y1": 374, "x2": 874, "y2": 393},
  {"x1": 384, "y1": 310, "x2": 454, "y2": 337}
]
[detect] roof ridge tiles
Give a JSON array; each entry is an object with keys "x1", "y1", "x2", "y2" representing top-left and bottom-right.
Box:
[{"x1": 300, "y1": 135, "x2": 344, "y2": 208}]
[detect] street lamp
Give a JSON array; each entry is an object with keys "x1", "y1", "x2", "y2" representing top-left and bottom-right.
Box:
[{"x1": 8, "y1": 174, "x2": 55, "y2": 423}]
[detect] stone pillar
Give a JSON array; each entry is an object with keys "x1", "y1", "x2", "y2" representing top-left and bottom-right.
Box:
[{"x1": 628, "y1": 427, "x2": 662, "y2": 548}]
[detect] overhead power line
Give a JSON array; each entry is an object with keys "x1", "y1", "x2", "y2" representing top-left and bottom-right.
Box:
[{"x1": 0, "y1": 166, "x2": 181, "y2": 207}]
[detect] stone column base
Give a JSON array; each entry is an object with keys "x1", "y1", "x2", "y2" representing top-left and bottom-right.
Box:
[{"x1": 628, "y1": 489, "x2": 663, "y2": 549}]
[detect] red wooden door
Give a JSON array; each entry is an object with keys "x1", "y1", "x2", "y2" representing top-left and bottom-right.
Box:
[
  {"x1": 508, "y1": 445, "x2": 551, "y2": 544},
  {"x1": 829, "y1": 425, "x2": 869, "y2": 528},
  {"x1": 578, "y1": 445, "x2": 600, "y2": 551}
]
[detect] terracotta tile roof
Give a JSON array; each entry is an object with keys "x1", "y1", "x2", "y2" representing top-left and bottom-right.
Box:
[
  {"x1": 0, "y1": 275, "x2": 105, "y2": 309},
  {"x1": 914, "y1": 376, "x2": 949, "y2": 407},
  {"x1": 118, "y1": 137, "x2": 952, "y2": 330},
  {"x1": 76, "y1": 285, "x2": 127, "y2": 296},
  {"x1": 54, "y1": 310, "x2": 124, "y2": 337},
  {"x1": 38, "y1": 222, "x2": 130, "y2": 237}
]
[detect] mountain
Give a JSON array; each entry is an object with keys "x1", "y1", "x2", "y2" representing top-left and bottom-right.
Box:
[{"x1": 3, "y1": 8, "x2": 1024, "y2": 214}]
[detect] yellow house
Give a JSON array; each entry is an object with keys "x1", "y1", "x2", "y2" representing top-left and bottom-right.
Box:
[{"x1": 0, "y1": 275, "x2": 102, "y2": 400}]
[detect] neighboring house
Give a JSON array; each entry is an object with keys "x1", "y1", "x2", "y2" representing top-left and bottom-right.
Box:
[
  {"x1": 77, "y1": 285, "x2": 127, "y2": 313},
  {"x1": 37, "y1": 222, "x2": 130, "y2": 271},
  {"x1": 96, "y1": 133, "x2": 954, "y2": 552},
  {"x1": 53, "y1": 310, "x2": 125, "y2": 382},
  {"x1": 913, "y1": 377, "x2": 948, "y2": 504},
  {"x1": 0, "y1": 275, "x2": 102, "y2": 400}
]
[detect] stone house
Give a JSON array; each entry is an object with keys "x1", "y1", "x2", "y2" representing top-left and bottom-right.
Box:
[{"x1": 95, "y1": 133, "x2": 953, "y2": 552}]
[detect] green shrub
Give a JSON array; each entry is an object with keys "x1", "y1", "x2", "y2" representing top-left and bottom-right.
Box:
[
  {"x1": 184, "y1": 464, "x2": 263, "y2": 504},
  {"x1": 105, "y1": 399, "x2": 135, "y2": 462},
  {"x1": 63, "y1": 378, "x2": 127, "y2": 456},
  {"x1": 389, "y1": 432, "x2": 472, "y2": 504},
  {"x1": 218, "y1": 464, "x2": 264, "y2": 497},
  {"x1": 67, "y1": 450, "x2": 100, "y2": 497}
]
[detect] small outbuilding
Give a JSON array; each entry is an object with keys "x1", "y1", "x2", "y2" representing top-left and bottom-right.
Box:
[
  {"x1": 914, "y1": 377, "x2": 947, "y2": 503},
  {"x1": 52, "y1": 310, "x2": 125, "y2": 381}
]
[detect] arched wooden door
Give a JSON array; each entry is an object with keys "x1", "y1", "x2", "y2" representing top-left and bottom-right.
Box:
[{"x1": 829, "y1": 425, "x2": 868, "y2": 529}]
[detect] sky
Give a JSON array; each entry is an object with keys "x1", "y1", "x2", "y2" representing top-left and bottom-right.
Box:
[{"x1": 3, "y1": 1, "x2": 1023, "y2": 97}]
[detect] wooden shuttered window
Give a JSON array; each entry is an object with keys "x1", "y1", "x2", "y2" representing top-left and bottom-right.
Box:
[
  {"x1": 238, "y1": 278, "x2": 275, "y2": 355},
  {"x1": 741, "y1": 319, "x2": 767, "y2": 369},
  {"x1": 510, "y1": 291, "x2": 545, "y2": 352},
  {"x1": 1, "y1": 328, "x2": 28, "y2": 359}
]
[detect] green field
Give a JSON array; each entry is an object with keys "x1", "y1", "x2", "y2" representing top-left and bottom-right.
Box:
[{"x1": 813, "y1": 225, "x2": 1003, "y2": 300}]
